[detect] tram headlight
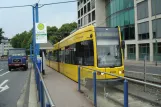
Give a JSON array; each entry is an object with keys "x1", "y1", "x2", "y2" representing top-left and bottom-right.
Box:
[
  {"x1": 101, "y1": 73, "x2": 105, "y2": 75},
  {"x1": 119, "y1": 71, "x2": 122, "y2": 74},
  {"x1": 119, "y1": 70, "x2": 124, "y2": 74}
]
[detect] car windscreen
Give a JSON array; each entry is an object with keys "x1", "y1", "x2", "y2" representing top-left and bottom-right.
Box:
[{"x1": 9, "y1": 50, "x2": 26, "y2": 56}]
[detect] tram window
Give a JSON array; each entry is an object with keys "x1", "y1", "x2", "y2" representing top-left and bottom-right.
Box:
[
  {"x1": 83, "y1": 40, "x2": 94, "y2": 66},
  {"x1": 65, "y1": 49, "x2": 70, "y2": 63},
  {"x1": 53, "y1": 50, "x2": 59, "y2": 62},
  {"x1": 65, "y1": 44, "x2": 76, "y2": 64},
  {"x1": 75, "y1": 40, "x2": 94, "y2": 66},
  {"x1": 59, "y1": 50, "x2": 64, "y2": 63}
]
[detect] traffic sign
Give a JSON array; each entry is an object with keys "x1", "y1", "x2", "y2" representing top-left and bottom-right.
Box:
[{"x1": 35, "y1": 23, "x2": 47, "y2": 43}]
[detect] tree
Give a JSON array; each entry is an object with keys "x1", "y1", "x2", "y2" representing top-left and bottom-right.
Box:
[
  {"x1": 0, "y1": 28, "x2": 4, "y2": 44},
  {"x1": 11, "y1": 22, "x2": 77, "y2": 49},
  {"x1": 57, "y1": 22, "x2": 77, "y2": 40}
]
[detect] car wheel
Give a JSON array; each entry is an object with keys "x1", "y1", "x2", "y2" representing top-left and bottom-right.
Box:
[{"x1": 9, "y1": 67, "x2": 12, "y2": 71}]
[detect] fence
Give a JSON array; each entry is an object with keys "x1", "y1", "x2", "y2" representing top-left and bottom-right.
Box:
[
  {"x1": 33, "y1": 59, "x2": 55, "y2": 107},
  {"x1": 78, "y1": 66, "x2": 161, "y2": 107}
]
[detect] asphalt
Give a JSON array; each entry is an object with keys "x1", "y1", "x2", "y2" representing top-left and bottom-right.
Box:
[
  {"x1": 0, "y1": 61, "x2": 30, "y2": 107},
  {"x1": 125, "y1": 64, "x2": 161, "y2": 75}
]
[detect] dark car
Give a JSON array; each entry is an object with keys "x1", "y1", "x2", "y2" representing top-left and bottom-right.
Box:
[{"x1": 8, "y1": 48, "x2": 28, "y2": 71}]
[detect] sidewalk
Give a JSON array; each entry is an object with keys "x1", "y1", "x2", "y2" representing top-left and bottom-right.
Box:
[{"x1": 43, "y1": 66, "x2": 93, "y2": 107}]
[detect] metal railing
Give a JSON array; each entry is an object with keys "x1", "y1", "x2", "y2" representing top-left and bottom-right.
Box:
[
  {"x1": 34, "y1": 59, "x2": 55, "y2": 107},
  {"x1": 78, "y1": 66, "x2": 161, "y2": 107}
]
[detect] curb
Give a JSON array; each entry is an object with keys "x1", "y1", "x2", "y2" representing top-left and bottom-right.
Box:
[{"x1": 28, "y1": 65, "x2": 38, "y2": 107}]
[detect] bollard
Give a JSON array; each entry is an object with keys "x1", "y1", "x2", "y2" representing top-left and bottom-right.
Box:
[
  {"x1": 144, "y1": 56, "x2": 147, "y2": 92},
  {"x1": 40, "y1": 81, "x2": 44, "y2": 107},
  {"x1": 78, "y1": 66, "x2": 81, "y2": 92},
  {"x1": 124, "y1": 79, "x2": 128, "y2": 107},
  {"x1": 93, "y1": 71, "x2": 97, "y2": 107},
  {"x1": 46, "y1": 103, "x2": 51, "y2": 107}
]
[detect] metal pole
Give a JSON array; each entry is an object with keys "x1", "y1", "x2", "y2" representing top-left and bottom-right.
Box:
[
  {"x1": 35, "y1": 3, "x2": 40, "y2": 58},
  {"x1": 40, "y1": 81, "x2": 44, "y2": 107},
  {"x1": 46, "y1": 104, "x2": 51, "y2": 107},
  {"x1": 42, "y1": 50, "x2": 45, "y2": 75},
  {"x1": 155, "y1": 39, "x2": 157, "y2": 66},
  {"x1": 78, "y1": 66, "x2": 81, "y2": 92},
  {"x1": 30, "y1": 44, "x2": 32, "y2": 60},
  {"x1": 144, "y1": 55, "x2": 147, "y2": 92},
  {"x1": 32, "y1": 6, "x2": 36, "y2": 63},
  {"x1": 124, "y1": 79, "x2": 128, "y2": 107},
  {"x1": 93, "y1": 71, "x2": 97, "y2": 107}
]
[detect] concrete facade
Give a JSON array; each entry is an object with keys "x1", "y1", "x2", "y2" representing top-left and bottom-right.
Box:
[
  {"x1": 0, "y1": 38, "x2": 13, "y2": 56},
  {"x1": 77, "y1": 0, "x2": 106, "y2": 28}
]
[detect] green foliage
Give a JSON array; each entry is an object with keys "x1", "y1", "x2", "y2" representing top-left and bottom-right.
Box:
[{"x1": 11, "y1": 22, "x2": 77, "y2": 49}]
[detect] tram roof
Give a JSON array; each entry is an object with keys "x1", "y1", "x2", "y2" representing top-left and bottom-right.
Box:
[{"x1": 59, "y1": 25, "x2": 95, "y2": 43}]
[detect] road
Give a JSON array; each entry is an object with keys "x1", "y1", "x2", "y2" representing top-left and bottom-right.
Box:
[
  {"x1": 125, "y1": 63, "x2": 161, "y2": 75},
  {"x1": 0, "y1": 61, "x2": 30, "y2": 107}
]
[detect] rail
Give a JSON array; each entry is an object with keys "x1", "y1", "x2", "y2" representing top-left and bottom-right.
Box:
[
  {"x1": 34, "y1": 59, "x2": 55, "y2": 107},
  {"x1": 78, "y1": 66, "x2": 161, "y2": 107}
]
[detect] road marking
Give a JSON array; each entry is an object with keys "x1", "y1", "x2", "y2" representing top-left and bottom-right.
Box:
[
  {"x1": 0, "y1": 71, "x2": 10, "y2": 76},
  {"x1": 0, "y1": 69, "x2": 3, "y2": 72},
  {"x1": 0, "y1": 80, "x2": 9, "y2": 93}
]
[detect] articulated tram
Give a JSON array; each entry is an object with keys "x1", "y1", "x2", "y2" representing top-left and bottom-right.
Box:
[{"x1": 46, "y1": 25, "x2": 125, "y2": 82}]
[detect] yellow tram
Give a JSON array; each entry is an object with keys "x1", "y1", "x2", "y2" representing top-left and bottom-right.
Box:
[{"x1": 46, "y1": 25, "x2": 125, "y2": 82}]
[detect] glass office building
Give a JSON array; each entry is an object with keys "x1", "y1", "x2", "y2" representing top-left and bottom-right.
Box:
[
  {"x1": 77, "y1": 0, "x2": 161, "y2": 62},
  {"x1": 105, "y1": 0, "x2": 135, "y2": 59}
]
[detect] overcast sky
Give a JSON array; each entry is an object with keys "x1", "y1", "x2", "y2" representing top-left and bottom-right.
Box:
[{"x1": 0, "y1": 0, "x2": 77, "y2": 38}]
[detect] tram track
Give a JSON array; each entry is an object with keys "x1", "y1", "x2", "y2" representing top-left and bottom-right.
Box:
[{"x1": 81, "y1": 78, "x2": 161, "y2": 107}]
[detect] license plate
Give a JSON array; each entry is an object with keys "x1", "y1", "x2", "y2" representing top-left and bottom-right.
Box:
[{"x1": 14, "y1": 64, "x2": 19, "y2": 66}]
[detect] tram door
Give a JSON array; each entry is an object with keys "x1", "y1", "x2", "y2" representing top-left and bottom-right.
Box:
[{"x1": 59, "y1": 48, "x2": 65, "y2": 74}]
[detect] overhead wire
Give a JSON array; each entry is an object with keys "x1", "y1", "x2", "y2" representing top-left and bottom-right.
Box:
[
  {"x1": 0, "y1": 4, "x2": 33, "y2": 9},
  {"x1": 0, "y1": 0, "x2": 78, "y2": 9}
]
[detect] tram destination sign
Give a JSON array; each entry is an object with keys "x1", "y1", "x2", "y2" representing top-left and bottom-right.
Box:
[{"x1": 35, "y1": 23, "x2": 47, "y2": 43}]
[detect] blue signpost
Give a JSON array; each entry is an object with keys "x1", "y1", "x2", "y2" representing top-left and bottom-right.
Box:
[{"x1": 32, "y1": 3, "x2": 40, "y2": 64}]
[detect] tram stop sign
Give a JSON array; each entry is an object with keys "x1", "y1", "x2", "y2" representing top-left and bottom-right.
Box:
[{"x1": 35, "y1": 23, "x2": 47, "y2": 43}]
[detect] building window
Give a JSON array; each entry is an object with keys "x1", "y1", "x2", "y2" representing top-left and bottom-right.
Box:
[
  {"x1": 153, "y1": 42, "x2": 161, "y2": 61},
  {"x1": 121, "y1": 25, "x2": 135, "y2": 40},
  {"x1": 139, "y1": 43, "x2": 149, "y2": 61},
  {"x1": 91, "y1": 0, "x2": 95, "y2": 9},
  {"x1": 152, "y1": 0, "x2": 161, "y2": 16},
  {"x1": 81, "y1": 8, "x2": 83, "y2": 16},
  {"x1": 127, "y1": 44, "x2": 136, "y2": 60},
  {"x1": 78, "y1": 2, "x2": 80, "y2": 6},
  {"x1": 138, "y1": 22, "x2": 149, "y2": 40},
  {"x1": 137, "y1": 1, "x2": 149, "y2": 20},
  {"x1": 78, "y1": 20, "x2": 80, "y2": 27},
  {"x1": 88, "y1": 13, "x2": 91, "y2": 23},
  {"x1": 78, "y1": 10, "x2": 80, "y2": 18},
  {"x1": 84, "y1": 0, "x2": 86, "y2": 4},
  {"x1": 87, "y1": 2, "x2": 91, "y2": 12},
  {"x1": 80, "y1": 18, "x2": 83, "y2": 26},
  {"x1": 92, "y1": 10, "x2": 95, "y2": 21},
  {"x1": 84, "y1": 5, "x2": 86, "y2": 14},
  {"x1": 84, "y1": 15, "x2": 88, "y2": 25},
  {"x1": 152, "y1": 18, "x2": 161, "y2": 38}
]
